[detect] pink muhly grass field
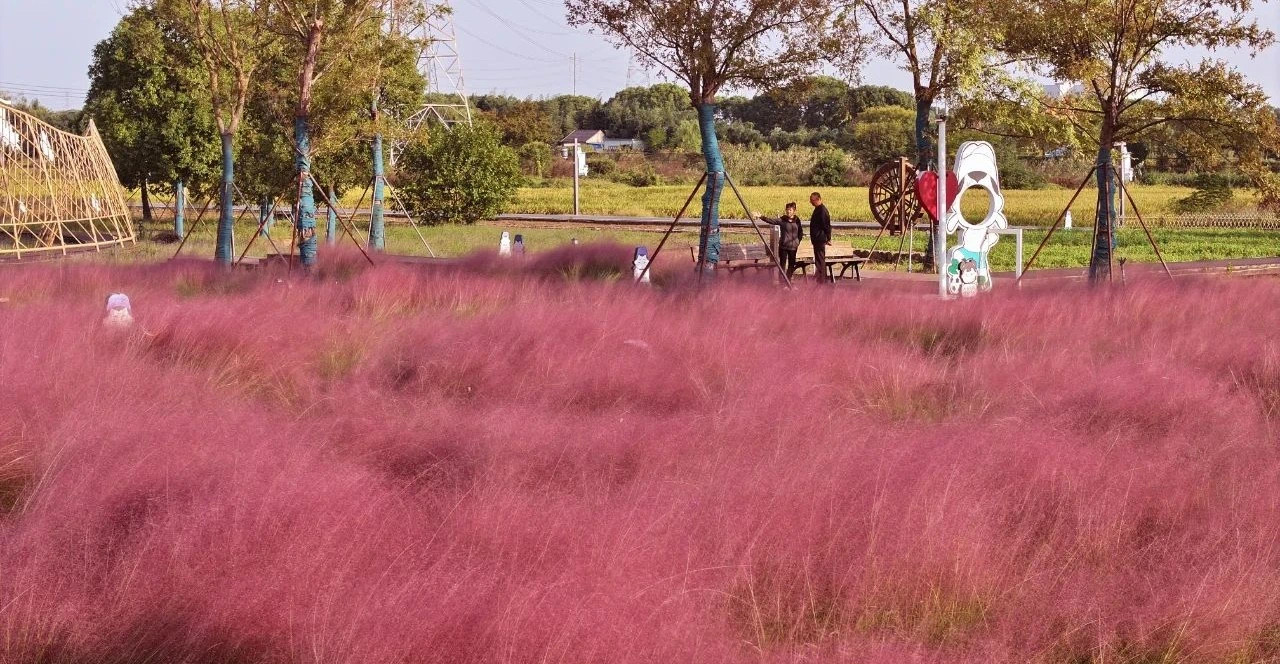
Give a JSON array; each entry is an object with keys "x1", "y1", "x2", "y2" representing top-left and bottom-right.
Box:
[{"x1": 0, "y1": 247, "x2": 1278, "y2": 663}]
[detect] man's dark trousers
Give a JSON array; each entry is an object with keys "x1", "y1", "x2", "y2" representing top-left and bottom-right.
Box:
[{"x1": 812, "y1": 243, "x2": 827, "y2": 283}]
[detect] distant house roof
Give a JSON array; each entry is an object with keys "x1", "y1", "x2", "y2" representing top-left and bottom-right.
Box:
[{"x1": 559, "y1": 129, "x2": 605, "y2": 144}]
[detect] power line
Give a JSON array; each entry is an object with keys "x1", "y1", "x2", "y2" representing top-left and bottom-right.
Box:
[
  {"x1": 467, "y1": 1, "x2": 573, "y2": 57},
  {"x1": 512, "y1": 0, "x2": 577, "y2": 31},
  {"x1": 455, "y1": 24, "x2": 562, "y2": 64},
  {"x1": 0, "y1": 81, "x2": 89, "y2": 94},
  {"x1": 469, "y1": 71, "x2": 568, "y2": 83}
]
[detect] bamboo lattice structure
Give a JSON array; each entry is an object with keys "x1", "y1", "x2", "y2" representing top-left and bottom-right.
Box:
[{"x1": 0, "y1": 100, "x2": 135, "y2": 259}]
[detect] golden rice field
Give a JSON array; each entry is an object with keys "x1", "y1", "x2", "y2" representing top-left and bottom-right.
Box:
[{"x1": 514, "y1": 182, "x2": 1259, "y2": 227}]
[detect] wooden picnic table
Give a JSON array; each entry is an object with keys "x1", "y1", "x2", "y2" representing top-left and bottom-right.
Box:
[{"x1": 794, "y1": 254, "x2": 866, "y2": 282}]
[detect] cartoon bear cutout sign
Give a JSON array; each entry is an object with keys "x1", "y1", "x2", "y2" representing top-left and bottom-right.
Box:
[{"x1": 943, "y1": 141, "x2": 1007, "y2": 297}]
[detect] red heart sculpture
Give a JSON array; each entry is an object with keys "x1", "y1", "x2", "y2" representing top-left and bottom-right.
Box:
[{"x1": 916, "y1": 171, "x2": 959, "y2": 224}]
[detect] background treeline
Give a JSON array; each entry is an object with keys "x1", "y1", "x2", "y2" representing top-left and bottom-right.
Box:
[
  {"x1": 471, "y1": 77, "x2": 1280, "y2": 194},
  {"x1": 6, "y1": 3, "x2": 1278, "y2": 221},
  {"x1": 0, "y1": 4, "x2": 524, "y2": 226},
  {"x1": 19, "y1": 62, "x2": 1272, "y2": 201}
]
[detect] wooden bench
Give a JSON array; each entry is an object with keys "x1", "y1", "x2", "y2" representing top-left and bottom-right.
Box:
[
  {"x1": 795, "y1": 242, "x2": 867, "y2": 282},
  {"x1": 689, "y1": 243, "x2": 778, "y2": 273}
]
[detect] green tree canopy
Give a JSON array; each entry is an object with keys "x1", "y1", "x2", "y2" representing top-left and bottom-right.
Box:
[
  {"x1": 847, "y1": 85, "x2": 914, "y2": 116},
  {"x1": 484, "y1": 100, "x2": 556, "y2": 146},
  {"x1": 397, "y1": 122, "x2": 522, "y2": 225},
  {"x1": 731, "y1": 76, "x2": 856, "y2": 133},
  {"x1": 599, "y1": 84, "x2": 697, "y2": 150},
  {"x1": 849, "y1": 105, "x2": 915, "y2": 167},
  {"x1": 240, "y1": 10, "x2": 424, "y2": 198},
  {"x1": 86, "y1": 7, "x2": 220, "y2": 206},
  {"x1": 542, "y1": 95, "x2": 605, "y2": 139}
]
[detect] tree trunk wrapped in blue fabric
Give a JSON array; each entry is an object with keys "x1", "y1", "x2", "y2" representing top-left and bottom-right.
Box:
[{"x1": 696, "y1": 103, "x2": 723, "y2": 269}]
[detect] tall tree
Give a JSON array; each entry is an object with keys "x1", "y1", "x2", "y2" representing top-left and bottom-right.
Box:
[
  {"x1": 86, "y1": 7, "x2": 219, "y2": 223},
  {"x1": 233, "y1": 0, "x2": 421, "y2": 252},
  {"x1": 364, "y1": 5, "x2": 427, "y2": 252},
  {"x1": 1000, "y1": 0, "x2": 1276, "y2": 280},
  {"x1": 154, "y1": 0, "x2": 272, "y2": 265},
  {"x1": 566, "y1": 2, "x2": 849, "y2": 269},
  {"x1": 854, "y1": 0, "x2": 992, "y2": 166},
  {"x1": 266, "y1": 0, "x2": 380, "y2": 267}
]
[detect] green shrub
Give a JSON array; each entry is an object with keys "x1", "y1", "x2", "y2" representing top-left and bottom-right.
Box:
[
  {"x1": 396, "y1": 123, "x2": 522, "y2": 225},
  {"x1": 586, "y1": 155, "x2": 617, "y2": 176},
  {"x1": 810, "y1": 149, "x2": 847, "y2": 186},
  {"x1": 998, "y1": 159, "x2": 1048, "y2": 190},
  {"x1": 517, "y1": 142, "x2": 553, "y2": 178},
  {"x1": 618, "y1": 166, "x2": 660, "y2": 187}
]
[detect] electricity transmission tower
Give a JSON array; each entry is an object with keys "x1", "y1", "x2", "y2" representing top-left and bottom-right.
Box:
[
  {"x1": 401, "y1": 0, "x2": 472, "y2": 128},
  {"x1": 624, "y1": 50, "x2": 650, "y2": 89}
]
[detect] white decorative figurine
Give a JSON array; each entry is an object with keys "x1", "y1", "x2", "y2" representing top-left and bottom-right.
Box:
[
  {"x1": 633, "y1": 246, "x2": 650, "y2": 284},
  {"x1": 944, "y1": 141, "x2": 1007, "y2": 297},
  {"x1": 498, "y1": 231, "x2": 512, "y2": 257},
  {"x1": 103, "y1": 293, "x2": 133, "y2": 328}
]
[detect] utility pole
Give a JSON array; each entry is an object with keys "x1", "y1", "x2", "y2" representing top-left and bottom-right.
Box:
[{"x1": 572, "y1": 53, "x2": 578, "y2": 97}]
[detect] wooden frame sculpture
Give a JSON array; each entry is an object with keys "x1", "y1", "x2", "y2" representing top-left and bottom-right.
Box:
[{"x1": 0, "y1": 101, "x2": 135, "y2": 259}]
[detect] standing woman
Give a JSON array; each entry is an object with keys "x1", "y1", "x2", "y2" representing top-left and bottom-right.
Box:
[{"x1": 758, "y1": 202, "x2": 804, "y2": 279}]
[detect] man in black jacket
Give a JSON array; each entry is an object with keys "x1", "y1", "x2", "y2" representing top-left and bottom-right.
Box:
[
  {"x1": 809, "y1": 192, "x2": 832, "y2": 283},
  {"x1": 758, "y1": 202, "x2": 804, "y2": 279}
]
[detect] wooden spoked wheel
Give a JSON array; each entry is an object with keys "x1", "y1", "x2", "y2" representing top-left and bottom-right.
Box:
[{"x1": 868, "y1": 158, "x2": 925, "y2": 235}]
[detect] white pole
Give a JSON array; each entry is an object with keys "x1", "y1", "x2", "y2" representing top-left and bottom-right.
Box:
[
  {"x1": 1015, "y1": 229, "x2": 1024, "y2": 279},
  {"x1": 936, "y1": 108, "x2": 948, "y2": 297},
  {"x1": 1115, "y1": 142, "x2": 1127, "y2": 226},
  {"x1": 573, "y1": 138, "x2": 580, "y2": 216},
  {"x1": 908, "y1": 219, "x2": 913, "y2": 273}
]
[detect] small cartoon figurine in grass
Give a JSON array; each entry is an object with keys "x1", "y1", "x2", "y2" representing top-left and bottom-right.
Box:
[
  {"x1": 103, "y1": 293, "x2": 133, "y2": 329},
  {"x1": 633, "y1": 246, "x2": 650, "y2": 284}
]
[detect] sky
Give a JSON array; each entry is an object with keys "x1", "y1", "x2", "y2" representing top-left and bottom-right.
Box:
[{"x1": 0, "y1": 0, "x2": 1276, "y2": 111}]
